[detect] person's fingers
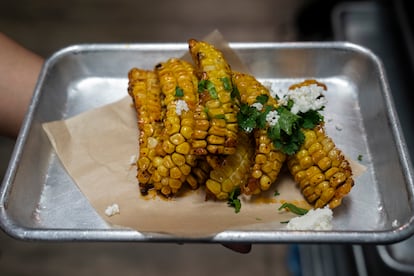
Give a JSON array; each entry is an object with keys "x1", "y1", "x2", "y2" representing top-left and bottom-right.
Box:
[{"x1": 221, "y1": 243, "x2": 252, "y2": 254}]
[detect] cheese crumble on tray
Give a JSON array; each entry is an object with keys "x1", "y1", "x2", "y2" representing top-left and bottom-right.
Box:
[{"x1": 287, "y1": 207, "x2": 333, "y2": 230}]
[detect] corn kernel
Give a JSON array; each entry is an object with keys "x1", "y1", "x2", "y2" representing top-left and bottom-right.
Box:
[
  {"x1": 192, "y1": 129, "x2": 208, "y2": 139},
  {"x1": 170, "y1": 133, "x2": 185, "y2": 145},
  {"x1": 299, "y1": 156, "x2": 313, "y2": 169},
  {"x1": 157, "y1": 165, "x2": 169, "y2": 177},
  {"x1": 262, "y1": 162, "x2": 273, "y2": 174},
  {"x1": 179, "y1": 164, "x2": 192, "y2": 176},
  {"x1": 180, "y1": 126, "x2": 193, "y2": 140},
  {"x1": 207, "y1": 135, "x2": 225, "y2": 145},
  {"x1": 162, "y1": 156, "x2": 175, "y2": 169},
  {"x1": 310, "y1": 173, "x2": 325, "y2": 186},
  {"x1": 318, "y1": 156, "x2": 332, "y2": 171},
  {"x1": 176, "y1": 142, "x2": 191, "y2": 155},
  {"x1": 138, "y1": 157, "x2": 150, "y2": 170},
  {"x1": 170, "y1": 167, "x2": 182, "y2": 179},
  {"x1": 162, "y1": 140, "x2": 175, "y2": 154},
  {"x1": 260, "y1": 175, "x2": 272, "y2": 191},
  {"x1": 222, "y1": 179, "x2": 234, "y2": 193},
  {"x1": 171, "y1": 153, "x2": 186, "y2": 166},
  {"x1": 206, "y1": 179, "x2": 221, "y2": 196},
  {"x1": 194, "y1": 119, "x2": 210, "y2": 131},
  {"x1": 208, "y1": 125, "x2": 227, "y2": 136}
]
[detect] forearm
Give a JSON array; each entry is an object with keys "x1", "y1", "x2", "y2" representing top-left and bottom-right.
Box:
[{"x1": 0, "y1": 33, "x2": 44, "y2": 138}]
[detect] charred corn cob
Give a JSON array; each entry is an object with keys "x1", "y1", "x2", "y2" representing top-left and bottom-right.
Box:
[
  {"x1": 287, "y1": 123, "x2": 354, "y2": 209},
  {"x1": 286, "y1": 80, "x2": 354, "y2": 209},
  {"x1": 232, "y1": 72, "x2": 287, "y2": 195},
  {"x1": 188, "y1": 39, "x2": 238, "y2": 156},
  {"x1": 205, "y1": 132, "x2": 254, "y2": 200},
  {"x1": 128, "y1": 68, "x2": 165, "y2": 195},
  {"x1": 150, "y1": 58, "x2": 200, "y2": 196}
]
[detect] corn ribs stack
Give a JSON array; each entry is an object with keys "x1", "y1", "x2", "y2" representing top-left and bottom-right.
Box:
[
  {"x1": 286, "y1": 82, "x2": 354, "y2": 209},
  {"x1": 232, "y1": 72, "x2": 286, "y2": 195},
  {"x1": 127, "y1": 38, "x2": 356, "y2": 210},
  {"x1": 188, "y1": 39, "x2": 239, "y2": 156}
]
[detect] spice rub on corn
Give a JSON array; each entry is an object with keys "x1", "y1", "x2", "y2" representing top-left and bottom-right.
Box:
[{"x1": 188, "y1": 39, "x2": 239, "y2": 156}]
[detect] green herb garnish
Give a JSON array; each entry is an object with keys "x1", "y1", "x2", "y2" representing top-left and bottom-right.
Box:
[
  {"x1": 175, "y1": 87, "x2": 184, "y2": 97},
  {"x1": 231, "y1": 86, "x2": 240, "y2": 100},
  {"x1": 237, "y1": 103, "x2": 261, "y2": 133},
  {"x1": 214, "y1": 114, "x2": 226, "y2": 120},
  {"x1": 301, "y1": 110, "x2": 324, "y2": 129},
  {"x1": 198, "y1": 79, "x2": 218, "y2": 99},
  {"x1": 228, "y1": 187, "x2": 242, "y2": 213},
  {"x1": 357, "y1": 154, "x2": 363, "y2": 161},
  {"x1": 220, "y1": 77, "x2": 232, "y2": 91},
  {"x1": 274, "y1": 190, "x2": 280, "y2": 196},
  {"x1": 278, "y1": 203, "x2": 309, "y2": 216},
  {"x1": 256, "y1": 94, "x2": 269, "y2": 105}
]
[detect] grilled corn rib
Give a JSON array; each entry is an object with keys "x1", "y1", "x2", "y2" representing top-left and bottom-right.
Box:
[
  {"x1": 127, "y1": 68, "x2": 165, "y2": 195},
  {"x1": 286, "y1": 80, "x2": 354, "y2": 209},
  {"x1": 188, "y1": 39, "x2": 238, "y2": 156},
  {"x1": 152, "y1": 58, "x2": 200, "y2": 196},
  {"x1": 232, "y1": 72, "x2": 287, "y2": 195},
  {"x1": 205, "y1": 132, "x2": 254, "y2": 200}
]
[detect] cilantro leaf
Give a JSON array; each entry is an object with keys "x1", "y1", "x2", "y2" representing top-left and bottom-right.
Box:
[
  {"x1": 198, "y1": 79, "x2": 207, "y2": 93},
  {"x1": 228, "y1": 187, "x2": 242, "y2": 213},
  {"x1": 220, "y1": 77, "x2": 232, "y2": 91},
  {"x1": 277, "y1": 107, "x2": 300, "y2": 135},
  {"x1": 274, "y1": 128, "x2": 305, "y2": 155},
  {"x1": 301, "y1": 110, "x2": 324, "y2": 129},
  {"x1": 256, "y1": 94, "x2": 269, "y2": 105},
  {"x1": 237, "y1": 103, "x2": 261, "y2": 132},
  {"x1": 175, "y1": 87, "x2": 184, "y2": 97},
  {"x1": 198, "y1": 79, "x2": 218, "y2": 99},
  {"x1": 278, "y1": 203, "x2": 309, "y2": 216},
  {"x1": 231, "y1": 86, "x2": 240, "y2": 100},
  {"x1": 206, "y1": 81, "x2": 218, "y2": 99}
]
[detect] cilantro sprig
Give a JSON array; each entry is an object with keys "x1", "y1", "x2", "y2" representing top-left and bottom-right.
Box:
[
  {"x1": 227, "y1": 187, "x2": 242, "y2": 213},
  {"x1": 175, "y1": 87, "x2": 184, "y2": 97},
  {"x1": 198, "y1": 79, "x2": 218, "y2": 99},
  {"x1": 237, "y1": 93, "x2": 325, "y2": 155},
  {"x1": 278, "y1": 203, "x2": 309, "y2": 216}
]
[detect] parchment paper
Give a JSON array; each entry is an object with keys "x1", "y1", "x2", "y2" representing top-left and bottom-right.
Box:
[{"x1": 42, "y1": 31, "x2": 365, "y2": 237}]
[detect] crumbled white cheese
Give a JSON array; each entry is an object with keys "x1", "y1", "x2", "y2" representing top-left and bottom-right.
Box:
[
  {"x1": 129, "y1": 155, "x2": 137, "y2": 165},
  {"x1": 104, "y1": 204, "x2": 120, "y2": 217},
  {"x1": 251, "y1": 102, "x2": 263, "y2": 111},
  {"x1": 175, "y1": 100, "x2": 189, "y2": 116},
  {"x1": 269, "y1": 83, "x2": 288, "y2": 102},
  {"x1": 392, "y1": 219, "x2": 399, "y2": 228},
  {"x1": 287, "y1": 207, "x2": 333, "y2": 230},
  {"x1": 285, "y1": 84, "x2": 327, "y2": 115},
  {"x1": 265, "y1": 110, "x2": 280, "y2": 126}
]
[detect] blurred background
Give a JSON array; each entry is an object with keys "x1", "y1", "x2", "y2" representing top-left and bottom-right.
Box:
[{"x1": 1, "y1": 0, "x2": 414, "y2": 275}]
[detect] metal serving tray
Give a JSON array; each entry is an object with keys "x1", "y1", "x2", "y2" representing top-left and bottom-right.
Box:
[{"x1": 1, "y1": 42, "x2": 413, "y2": 243}]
